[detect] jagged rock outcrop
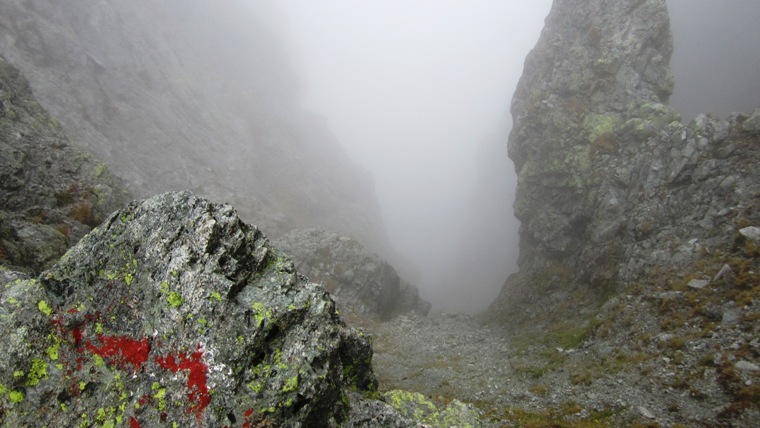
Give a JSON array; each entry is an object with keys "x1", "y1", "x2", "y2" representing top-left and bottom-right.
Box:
[
  {"x1": 0, "y1": 191, "x2": 423, "y2": 427},
  {"x1": 275, "y1": 229, "x2": 430, "y2": 321},
  {"x1": 489, "y1": 1, "x2": 759, "y2": 423},
  {"x1": 506, "y1": 0, "x2": 674, "y2": 279},
  {"x1": 0, "y1": 0, "x2": 391, "y2": 257},
  {"x1": 0, "y1": 56, "x2": 130, "y2": 273},
  {"x1": 493, "y1": 0, "x2": 760, "y2": 317}
]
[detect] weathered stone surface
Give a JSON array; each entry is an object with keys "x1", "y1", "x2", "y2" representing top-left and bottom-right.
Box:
[
  {"x1": 384, "y1": 390, "x2": 482, "y2": 427},
  {"x1": 739, "y1": 226, "x2": 760, "y2": 241},
  {"x1": 0, "y1": 56, "x2": 130, "y2": 273},
  {"x1": 0, "y1": 1, "x2": 391, "y2": 257},
  {"x1": 275, "y1": 229, "x2": 430, "y2": 320},
  {"x1": 488, "y1": 2, "x2": 759, "y2": 423},
  {"x1": 0, "y1": 191, "x2": 407, "y2": 427},
  {"x1": 741, "y1": 108, "x2": 760, "y2": 133},
  {"x1": 493, "y1": 0, "x2": 760, "y2": 324}
]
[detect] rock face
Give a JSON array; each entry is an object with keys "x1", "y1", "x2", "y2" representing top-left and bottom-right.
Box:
[
  {"x1": 275, "y1": 229, "x2": 430, "y2": 320},
  {"x1": 0, "y1": 0, "x2": 391, "y2": 256},
  {"x1": 493, "y1": 0, "x2": 760, "y2": 320},
  {"x1": 0, "y1": 56, "x2": 130, "y2": 273},
  {"x1": 507, "y1": 0, "x2": 674, "y2": 277},
  {"x1": 491, "y1": 2, "x2": 760, "y2": 422},
  {"x1": 0, "y1": 191, "x2": 413, "y2": 427}
]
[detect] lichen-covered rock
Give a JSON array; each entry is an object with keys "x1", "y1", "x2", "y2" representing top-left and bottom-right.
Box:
[
  {"x1": 494, "y1": 0, "x2": 760, "y2": 325},
  {"x1": 0, "y1": 56, "x2": 130, "y2": 273},
  {"x1": 0, "y1": 191, "x2": 407, "y2": 427},
  {"x1": 383, "y1": 390, "x2": 482, "y2": 428},
  {"x1": 507, "y1": 0, "x2": 674, "y2": 274},
  {"x1": 275, "y1": 229, "x2": 430, "y2": 320}
]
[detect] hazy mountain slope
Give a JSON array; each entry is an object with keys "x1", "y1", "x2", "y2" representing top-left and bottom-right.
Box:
[
  {"x1": 0, "y1": 56, "x2": 130, "y2": 273},
  {"x1": 0, "y1": 0, "x2": 389, "y2": 253}
]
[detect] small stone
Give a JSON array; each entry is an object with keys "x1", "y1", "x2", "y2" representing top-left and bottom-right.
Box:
[
  {"x1": 735, "y1": 361, "x2": 760, "y2": 372},
  {"x1": 713, "y1": 264, "x2": 734, "y2": 282},
  {"x1": 723, "y1": 308, "x2": 740, "y2": 325},
  {"x1": 638, "y1": 406, "x2": 656, "y2": 419},
  {"x1": 741, "y1": 108, "x2": 760, "y2": 133},
  {"x1": 687, "y1": 279, "x2": 709, "y2": 289},
  {"x1": 739, "y1": 226, "x2": 760, "y2": 241}
]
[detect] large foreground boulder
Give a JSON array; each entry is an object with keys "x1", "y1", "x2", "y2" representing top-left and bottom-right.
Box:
[
  {"x1": 0, "y1": 191, "x2": 411, "y2": 427},
  {"x1": 276, "y1": 229, "x2": 430, "y2": 321}
]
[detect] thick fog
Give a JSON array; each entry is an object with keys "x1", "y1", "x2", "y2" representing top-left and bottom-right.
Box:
[
  {"x1": 667, "y1": 0, "x2": 760, "y2": 121},
  {"x1": 246, "y1": 1, "x2": 760, "y2": 313},
  {"x1": 258, "y1": 1, "x2": 552, "y2": 312}
]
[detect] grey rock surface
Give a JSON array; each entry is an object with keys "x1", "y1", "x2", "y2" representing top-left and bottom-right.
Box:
[
  {"x1": 494, "y1": 0, "x2": 760, "y2": 320},
  {"x1": 0, "y1": 191, "x2": 413, "y2": 427},
  {"x1": 0, "y1": 0, "x2": 391, "y2": 258},
  {"x1": 0, "y1": 56, "x2": 130, "y2": 273},
  {"x1": 275, "y1": 228, "x2": 430, "y2": 321},
  {"x1": 487, "y1": 1, "x2": 759, "y2": 424}
]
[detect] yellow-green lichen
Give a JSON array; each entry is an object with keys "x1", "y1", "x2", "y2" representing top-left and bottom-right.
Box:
[
  {"x1": 282, "y1": 375, "x2": 298, "y2": 393},
  {"x1": 94, "y1": 163, "x2": 107, "y2": 178},
  {"x1": 9, "y1": 390, "x2": 24, "y2": 403},
  {"x1": 26, "y1": 358, "x2": 49, "y2": 386},
  {"x1": 167, "y1": 291, "x2": 183, "y2": 308},
  {"x1": 209, "y1": 291, "x2": 222, "y2": 302},
  {"x1": 385, "y1": 390, "x2": 439, "y2": 424},
  {"x1": 38, "y1": 300, "x2": 53, "y2": 316},
  {"x1": 247, "y1": 379, "x2": 264, "y2": 393},
  {"x1": 251, "y1": 301, "x2": 272, "y2": 327},
  {"x1": 583, "y1": 113, "x2": 619, "y2": 143}
]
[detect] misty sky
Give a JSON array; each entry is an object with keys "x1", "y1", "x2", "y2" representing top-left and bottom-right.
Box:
[
  {"x1": 267, "y1": 1, "x2": 553, "y2": 311},
  {"x1": 668, "y1": 0, "x2": 760, "y2": 120}
]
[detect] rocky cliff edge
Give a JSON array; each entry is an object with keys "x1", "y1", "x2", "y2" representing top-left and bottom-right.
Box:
[{"x1": 489, "y1": 0, "x2": 759, "y2": 424}]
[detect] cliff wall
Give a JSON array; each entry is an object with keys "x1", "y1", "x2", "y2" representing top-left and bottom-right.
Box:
[
  {"x1": 0, "y1": 0, "x2": 390, "y2": 255},
  {"x1": 493, "y1": 0, "x2": 760, "y2": 321}
]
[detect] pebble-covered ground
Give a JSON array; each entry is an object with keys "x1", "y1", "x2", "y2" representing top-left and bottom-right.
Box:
[{"x1": 357, "y1": 303, "x2": 759, "y2": 428}]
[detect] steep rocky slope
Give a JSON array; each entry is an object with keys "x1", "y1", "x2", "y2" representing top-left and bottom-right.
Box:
[
  {"x1": 0, "y1": 191, "x2": 481, "y2": 427},
  {"x1": 0, "y1": 0, "x2": 390, "y2": 255},
  {"x1": 0, "y1": 56, "x2": 129, "y2": 273},
  {"x1": 485, "y1": 0, "x2": 759, "y2": 425},
  {"x1": 275, "y1": 229, "x2": 430, "y2": 321},
  {"x1": 493, "y1": 0, "x2": 759, "y2": 322}
]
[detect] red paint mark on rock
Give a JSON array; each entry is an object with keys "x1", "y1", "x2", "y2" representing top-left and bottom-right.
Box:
[
  {"x1": 242, "y1": 408, "x2": 255, "y2": 428},
  {"x1": 129, "y1": 416, "x2": 141, "y2": 428},
  {"x1": 86, "y1": 335, "x2": 150, "y2": 373},
  {"x1": 154, "y1": 344, "x2": 210, "y2": 422}
]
